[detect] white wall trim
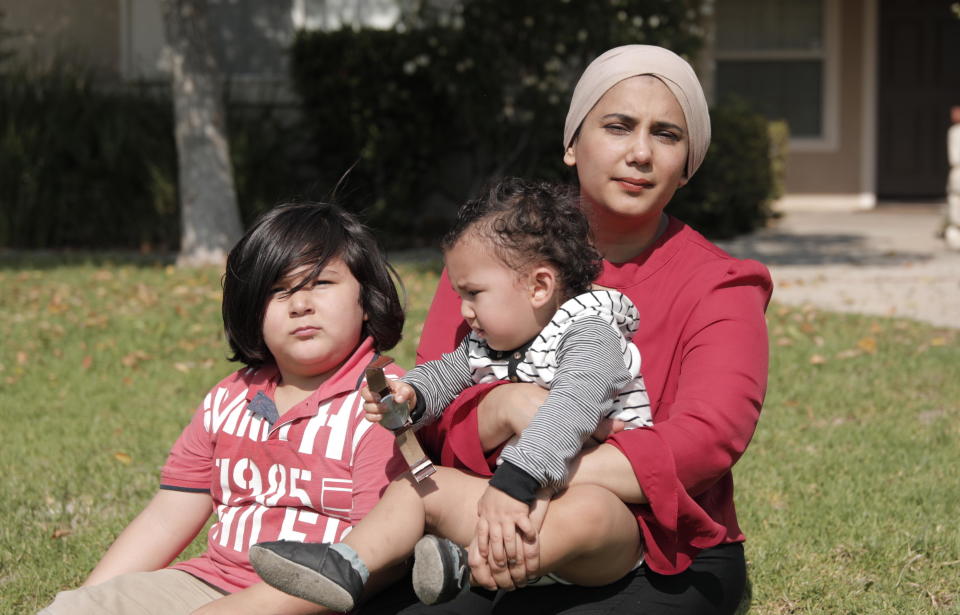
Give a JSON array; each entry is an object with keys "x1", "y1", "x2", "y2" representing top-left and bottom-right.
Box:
[
  {"x1": 708, "y1": 0, "x2": 841, "y2": 153},
  {"x1": 860, "y1": 0, "x2": 879, "y2": 209},
  {"x1": 788, "y1": 0, "x2": 841, "y2": 153}
]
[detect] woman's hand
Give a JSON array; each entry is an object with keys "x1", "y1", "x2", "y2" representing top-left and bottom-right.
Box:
[
  {"x1": 583, "y1": 418, "x2": 627, "y2": 448},
  {"x1": 519, "y1": 488, "x2": 550, "y2": 575}
]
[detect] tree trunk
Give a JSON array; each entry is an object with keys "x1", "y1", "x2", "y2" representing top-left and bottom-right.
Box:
[{"x1": 161, "y1": 0, "x2": 243, "y2": 267}]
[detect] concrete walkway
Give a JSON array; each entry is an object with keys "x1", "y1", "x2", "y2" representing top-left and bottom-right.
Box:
[{"x1": 716, "y1": 204, "x2": 960, "y2": 329}]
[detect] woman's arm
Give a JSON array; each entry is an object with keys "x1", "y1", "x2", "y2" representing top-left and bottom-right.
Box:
[
  {"x1": 610, "y1": 271, "x2": 770, "y2": 496},
  {"x1": 83, "y1": 489, "x2": 212, "y2": 586}
]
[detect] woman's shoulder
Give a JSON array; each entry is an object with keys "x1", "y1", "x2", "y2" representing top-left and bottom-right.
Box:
[
  {"x1": 660, "y1": 218, "x2": 771, "y2": 287},
  {"x1": 601, "y1": 217, "x2": 771, "y2": 295}
]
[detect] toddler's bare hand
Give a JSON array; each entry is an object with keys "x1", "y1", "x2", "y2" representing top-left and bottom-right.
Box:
[{"x1": 360, "y1": 380, "x2": 416, "y2": 424}]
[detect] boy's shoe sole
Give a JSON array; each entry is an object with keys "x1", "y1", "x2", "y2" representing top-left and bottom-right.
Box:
[
  {"x1": 412, "y1": 534, "x2": 469, "y2": 605},
  {"x1": 249, "y1": 541, "x2": 362, "y2": 612}
]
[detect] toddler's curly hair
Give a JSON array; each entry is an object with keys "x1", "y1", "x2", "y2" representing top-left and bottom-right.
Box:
[{"x1": 441, "y1": 177, "x2": 601, "y2": 299}]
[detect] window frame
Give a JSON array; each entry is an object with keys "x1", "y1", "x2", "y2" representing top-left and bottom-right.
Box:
[{"x1": 711, "y1": 0, "x2": 840, "y2": 152}]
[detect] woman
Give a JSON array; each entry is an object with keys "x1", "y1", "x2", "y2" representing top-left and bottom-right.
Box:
[{"x1": 367, "y1": 44, "x2": 771, "y2": 615}]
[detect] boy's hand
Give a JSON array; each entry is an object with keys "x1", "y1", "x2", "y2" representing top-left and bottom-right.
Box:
[
  {"x1": 359, "y1": 381, "x2": 416, "y2": 424},
  {"x1": 475, "y1": 485, "x2": 534, "y2": 570}
]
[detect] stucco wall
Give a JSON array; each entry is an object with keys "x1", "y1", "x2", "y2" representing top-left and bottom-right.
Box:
[
  {"x1": 0, "y1": 0, "x2": 119, "y2": 75},
  {"x1": 784, "y1": 0, "x2": 866, "y2": 195}
]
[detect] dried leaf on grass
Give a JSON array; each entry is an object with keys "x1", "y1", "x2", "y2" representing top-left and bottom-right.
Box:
[
  {"x1": 121, "y1": 350, "x2": 151, "y2": 368},
  {"x1": 173, "y1": 359, "x2": 217, "y2": 373},
  {"x1": 113, "y1": 452, "x2": 132, "y2": 465},
  {"x1": 51, "y1": 528, "x2": 72, "y2": 539}
]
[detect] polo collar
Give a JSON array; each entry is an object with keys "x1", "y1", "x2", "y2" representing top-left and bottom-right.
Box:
[{"x1": 242, "y1": 337, "x2": 382, "y2": 427}]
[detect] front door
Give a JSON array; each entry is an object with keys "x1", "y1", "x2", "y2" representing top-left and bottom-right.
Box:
[{"x1": 877, "y1": 0, "x2": 960, "y2": 199}]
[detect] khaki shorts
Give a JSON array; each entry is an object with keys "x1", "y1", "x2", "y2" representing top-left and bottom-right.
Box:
[{"x1": 38, "y1": 569, "x2": 226, "y2": 615}]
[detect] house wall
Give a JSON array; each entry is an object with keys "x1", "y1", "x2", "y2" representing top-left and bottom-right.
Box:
[
  {"x1": 0, "y1": 0, "x2": 120, "y2": 75},
  {"x1": 782, "y1": 0, "x2": 868, "y2": 200}
]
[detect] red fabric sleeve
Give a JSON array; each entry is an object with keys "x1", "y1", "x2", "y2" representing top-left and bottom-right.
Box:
[
  {"x1": 416, "y1": 269, "x2": 471, "y2": 364},
  {"x1": 609, "y1": 262, "x2": 771, "y2": 573}
]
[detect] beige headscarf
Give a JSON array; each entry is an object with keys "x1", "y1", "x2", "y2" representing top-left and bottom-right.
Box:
[{"x1": 563, "y1": 45, "x2": 711, "y2": 179}]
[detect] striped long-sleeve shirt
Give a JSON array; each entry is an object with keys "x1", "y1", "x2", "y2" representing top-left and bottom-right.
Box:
[{"x1": 403, "y1": 290, "x2": 651, "y2": 502}]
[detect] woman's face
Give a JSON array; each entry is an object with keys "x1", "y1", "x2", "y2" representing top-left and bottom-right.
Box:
[{"x1": 564, "y1": 75, "x2": 689, "y2": 232}]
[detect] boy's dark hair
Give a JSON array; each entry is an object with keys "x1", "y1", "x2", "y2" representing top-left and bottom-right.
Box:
[
  {"x1": 441, "y1": 178, "x2": 601, "y2": 298},
  {"x1": 223, "y1": 202, "x2": 404, "y2": 368}
]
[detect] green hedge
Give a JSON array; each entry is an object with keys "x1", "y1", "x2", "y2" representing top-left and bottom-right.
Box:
[
  {"x1": 671, "y1": 99, "x2": 786, "y2": 239},
  {"x1": 0, "y1": 64, "x2": 305, "y2": 251},
  {"x1": 291, "y1": 5, "x2": 779, "y2": 244},
  {"x1": 0, "y1": 0, "x2": 781, "y2": 250},
  {"x1": 290, "y1": 0, "x2": 707, "y2": 245},
  {"x1": 0, "y1": 67, "x2": 178, "y2": 250}
]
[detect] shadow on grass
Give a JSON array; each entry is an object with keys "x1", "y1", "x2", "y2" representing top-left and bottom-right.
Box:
[
  {"x1": 736, "y1": 576, "x2": 753, "y2": 614},
  {"x1": 0, "y1": 249, "x2": 177, "y2": 270},
  {"x1": 718, "y1": 232, "x2": 935, "y2": 267},
  {"x1": 0, "y1": 249, "x2": 447, "y2": 273}
]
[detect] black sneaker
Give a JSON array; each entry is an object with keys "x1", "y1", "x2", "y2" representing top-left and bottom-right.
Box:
[
  {"x1": 249, "y1": 541, "x2": 364, "y2": 612},
  {"x1": 412, "y1": 535, "x2": 470, "y2": 605}
]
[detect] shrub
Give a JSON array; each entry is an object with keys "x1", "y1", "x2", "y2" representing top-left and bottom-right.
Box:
[
  {"x1": 0, "y1": 63, "x2": 305, "y2": 250},
  {"x1": 0, "y1": 65, "x2": 179, "y2": 250},
  {"x1": 670, "y1": 98, "x2": 780, "y2": 239},
  {"x1": 290, "y1": 0, "x2": 707, "y2": 246}
]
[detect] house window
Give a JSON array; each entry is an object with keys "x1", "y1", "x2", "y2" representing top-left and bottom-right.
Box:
[
  {"x1": 291, "y1": 0, "x2": 400, "y2": 31},
  {"x1": 714, "y1": 0, "x2": 838, "y2": 149}
]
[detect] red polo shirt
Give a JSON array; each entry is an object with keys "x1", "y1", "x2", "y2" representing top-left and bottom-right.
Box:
[{"x1": 161, "y1": 337, "x2": 405, "y2": 592}]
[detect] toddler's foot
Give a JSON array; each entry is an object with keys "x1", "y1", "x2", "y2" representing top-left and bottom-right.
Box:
[
  {"x1": 412, "y1": 534, "x2": 470, "y2": 605},
  {"x1": 249, "y1": 540, "x2": 367, "y2": 612}
]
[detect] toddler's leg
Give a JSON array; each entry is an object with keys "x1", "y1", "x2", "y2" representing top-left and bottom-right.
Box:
[
  {"x1": 414, "y1": 483, "x2": 641, "y2": 604},
  {"x1": 250, "y1": 467, "x2": 488, "y2": 610},
  {"x1": 38, "y1": 569, "x2": 223, "y2": 615},
  {"x1": 534, "y1": 484, "x2": 641, "y2": 584}
]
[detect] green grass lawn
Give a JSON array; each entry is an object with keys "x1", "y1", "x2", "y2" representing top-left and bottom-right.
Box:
[{"x1": 1, "y1": 257, "x2": 958, "y2": 613}]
